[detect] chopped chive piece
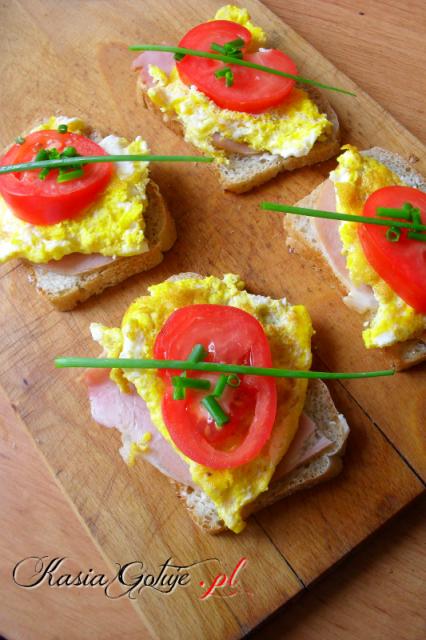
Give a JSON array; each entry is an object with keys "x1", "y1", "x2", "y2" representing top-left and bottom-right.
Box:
[
  {"x1": 35, "y1": 149, "x2": 49, "y2": 162},
  {"x1": 173, "y1": 343, "x2": 208, "y2": 400},
  {"x1": 377, "y1": 203, "x2": 420, "y2": 221},
  {"x1": 386, "y1": 227, "x2": 401, "y2": 242},
  {"x1": 174, "y1": 52, "x2": 185, "y2": 61},
  {"x1": 58, "y1": 124, "x2": 68, "y2": 133},
  {"x1": 377, "y1": 206, "x2": 411, "y2": 220},
  {"x1": 39, "y1": 167, "x2": 50, "y2": 180},
  {"x1": 227, "y1": 38, "x2": 245, "y2": 49},
  {"x1": 225, "y1": 72, "x2": 234, "y2": 87},
  {"x1": 407, "y1": 231, "x2": 426, "y2": 242},
  {"x1": 215, "y1": 65, "x2": 234, "y2": 86},
  {"x1": 411, "y1": 211, "x2": 422, "y2": 226},
  {"x1": 226, "y1": 373, "x2": 241, "y2": 388},
  {"x1": 171, "y1": 376, "x2": 211, "y2": 391},
  {"x1": 173, "y1": 381, "x2": 185, "y2": 400},
  {"x1": 15, "y1": 136, "x2": 25, "y2": 145},
  {"x1": 61, "y1": 146, "x2": 77, "y2": 158},
  {"x1": 211, "y1": 43, "x2": 226, "y2": 54},
  {"x1": 57, "y1": 168, "x2": 84, "y2": 183},
  {"x1": 212, "y1": 374, "x2": 228, "y2": 398},
  {"x1": 211, "y1": 38, "x2": 244, "y2": 59},
  {"x1": 201, "y1": 395, "x2": 229, "y2": 427},
  {"x1": 188, "y1": 344, "x2": 206, "y2": 363}
]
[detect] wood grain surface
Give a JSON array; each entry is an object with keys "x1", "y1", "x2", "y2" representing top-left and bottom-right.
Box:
[
  {"x1": 0, "y1": 1, "x2": 425, "y2": 639},
  {"x1": 0, "y1": 385, "x2": 146, "y2": 640},
  {"x1": 2, "y1": 387, "x2": 425, "y2": 640},
  {"x1": 1, "y1": 390, "x2": 425, "y2": 640}
]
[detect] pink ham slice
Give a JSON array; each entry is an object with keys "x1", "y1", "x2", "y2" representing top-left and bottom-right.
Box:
[
  {"x1": 85, "y1": 370, "x2": 333, "y2": 486},
  {"x1": 132, "y1": 51, "x2": 176, "y2": 88},
  {"x1": 85, "y1": 369, "x2": 195, "y2": 487},
  {"x1": 211, "y1": 134, "x2": 258, "y2": 156},
  {"x1": 312, "y1": 180, "x2": 377, "y2": 313},
  {"x1": 37, "y1": 253, "x2": 115, "y2": 277},
  {"x1": 275, "y1": 413, "x2": 332, "y2": 478}
]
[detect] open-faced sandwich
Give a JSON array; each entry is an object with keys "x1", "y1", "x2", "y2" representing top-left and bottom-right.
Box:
[
  {"x1": 0, "y1": 116, "x2": 176, "y2": 310},
  {"x1": 284, "y1": 145, "x2": 426, "y2": 369},
  {"x1": 84, "y1": 273, "x2": 349, "y2": 534},
  {"x1": 133, "y1": 5, "x2": 340, "y2": 193}
]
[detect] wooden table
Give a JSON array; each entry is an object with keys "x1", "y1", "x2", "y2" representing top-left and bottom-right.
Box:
[{"x1": 1, "y1": 1, "x2": 425, "y2": 639}]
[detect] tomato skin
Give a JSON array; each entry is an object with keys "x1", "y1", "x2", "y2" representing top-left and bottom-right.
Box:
[
  {"x1": 358, "y1": 186, "x2": 426, "y2": 314},
  {"x1": 154, "y1": 304, "x2": 278, "y2": 469},
  {"x1": 177, "y1": 20, "x2": 297, "y2": 113},
  {"x1": 0, "y1": 131, "x2": 113, "y2": 225}
]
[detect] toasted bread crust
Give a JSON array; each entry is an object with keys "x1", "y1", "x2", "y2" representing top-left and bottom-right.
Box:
[
  {"x1": 27, "y1": 180, "x2": 176, "y2": 310},
  {"x1": 137, "y1": 76, "x2": 340, "y2": 193}
]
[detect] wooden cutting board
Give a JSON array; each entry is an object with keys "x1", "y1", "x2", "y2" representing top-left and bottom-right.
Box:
[{"x1": 0, "y1": 1, "x2": 425, "y2": 638}]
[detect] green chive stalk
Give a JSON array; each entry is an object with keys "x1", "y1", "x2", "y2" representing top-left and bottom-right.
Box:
[
  {"x1": 0, "y1": 154, "x2": 213, "y2": 176},
  {"x1": 55, "y1": 357, "x2": 395, "y2": 380},
  {"x1": 261, "y1": 202, "x2": 426, "y2": 233},
  {"x1": 129, "y1": 44, "x2": 356, "y2": 96}
]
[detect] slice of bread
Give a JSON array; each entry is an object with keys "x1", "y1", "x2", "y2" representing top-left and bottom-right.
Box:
[
  {"x1": 285, "y1": 147, "x2": 426, "y2": 370},
  {"x1": 137, "y1": 76, "x2": 340, "y2": 193},
  {"x1": 174, "y1": 378, "x2": 349, "y2": 534},
  {"x1": 27, "y1": 180, "x2": 176, "y2": 311}
]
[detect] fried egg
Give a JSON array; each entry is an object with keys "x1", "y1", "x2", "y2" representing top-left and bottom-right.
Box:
[
  {"x1": 331, "y1": 145, "x2": 426, "y2": 347},
  {"x1": 91, "y1": 274, "x2": 313, "y2": 533},
  {"x1": 147, "y1": 6, "x2": 333, "y2": 163},
  {"x1": 0, "y1": 116, "x2": 150, "y2": 263}
]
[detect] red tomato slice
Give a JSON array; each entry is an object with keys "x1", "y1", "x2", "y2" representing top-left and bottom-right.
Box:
[
  {"x1": 0, "y1": 130, "x2": 113, "y2": 225},
  {"x1": 154, "y1": 304, "x2": 277, "y2": 469},
  {"x1": 358, "y1": 186, "x2": 426, "y2": 314},
  {"x1": 177, "y1": 20, "x2": 297, "y2": 113}
]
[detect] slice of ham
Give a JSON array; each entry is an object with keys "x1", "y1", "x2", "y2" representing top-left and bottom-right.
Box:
[
  {"x1": 211, "y1": 134, "x2": 258, "y2": 156},
  {"x1": 36, "y1": 253, "x2": 115, "y2": 277},
  {"x1": 274, "y1": 413, "x2": 332, "y2": 478},
  {"x1": 312, "y1": 180, "x2": 377, "y2": 313},
  {"x1": 132, "y1": 51, "x2": 176, "y2": 88},
  {"x1": 85, "y1": 369, "x2": 195, "y2": 487},
  {"x1": 85, "y1": 370, "x2": 333, "y2": 487}
]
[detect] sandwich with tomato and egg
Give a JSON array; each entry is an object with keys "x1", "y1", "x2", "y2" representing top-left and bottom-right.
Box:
[
  {"x1": 133, "y1": 5, "x2": 340, "y2": 193},
  {"x1": 85, "y1": 273, "x2": 349, "y2": 534},
  {"x1": 285, "y1": 145, "x2": 426, "y2": 369},
  {"x1": 0, "y1": 116, "x2": 176, "y2": 310}
]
